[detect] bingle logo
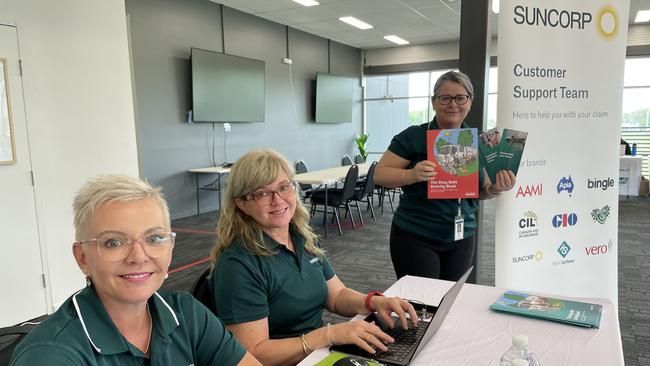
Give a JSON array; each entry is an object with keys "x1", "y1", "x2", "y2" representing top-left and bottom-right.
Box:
[
  {"x1": 516, "y1": 184, "x2": 543, "y2": 198},
  {"x1": 587, "y1": 177, "x2": 615, "y2": 191},
  {"x1": 556, "y1": 176, "x2": 574, "y2": 196},
  {"x1": 557, "y1": 241, "x2": 571, "y2": 258},
  {"x1": 552, "y1": 213, "x2": 577, "y2": 228},
  {"x1": 591, "y1": 205, "x2": 610, "y2": 224},
  {"x1": 518, "y1": 211, "x2": 539, "y2": 238},
  {"x1": 585, "y1": 240, "x2": 613, "y2": 256}
]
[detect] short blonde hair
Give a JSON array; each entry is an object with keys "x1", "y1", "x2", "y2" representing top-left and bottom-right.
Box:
[
  {"x1": 210, "y1": 149, "x2": 321, "y2": 263},
  {"x1": 73, "y1": 175, "x2": 170, "y2": 240}
]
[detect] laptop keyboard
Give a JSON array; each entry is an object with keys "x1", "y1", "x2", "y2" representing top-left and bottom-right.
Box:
[{"x1": 374, "y1": 317, "x2": 429, "y2": 363}]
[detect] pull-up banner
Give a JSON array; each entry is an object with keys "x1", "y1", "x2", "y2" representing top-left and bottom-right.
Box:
[{"x1": 495, "y1": 1, "x2": 629, "y2": 304}]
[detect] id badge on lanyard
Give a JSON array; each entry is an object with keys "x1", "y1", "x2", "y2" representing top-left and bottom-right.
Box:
[{"x1": 454, "y1": 198, "x2": 464, "y2": 241}]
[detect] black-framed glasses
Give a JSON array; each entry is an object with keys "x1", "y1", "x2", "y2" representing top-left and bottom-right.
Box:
[
  {"x1": 434, "y1": 94, "x2": 471, "y2": 105},
  {"x1": 76, "y1": 232, "x2": 176, "y2": 262},
  {"x1": 241, "y1": 181, "x2": 296, "y2": 205}
]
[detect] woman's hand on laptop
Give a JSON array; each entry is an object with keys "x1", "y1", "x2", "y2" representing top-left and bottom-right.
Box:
[
  {"x1": 330, "y1": 320, "x2": 394, "y2": 354},
  {"x1": 371, "y1": 296, "x2": 419, "y2": 330}
]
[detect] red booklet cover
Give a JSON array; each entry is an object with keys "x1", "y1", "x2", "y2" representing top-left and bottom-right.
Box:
[{"x1": 426, "y1": 128, "x2": 479, "y2": 199}]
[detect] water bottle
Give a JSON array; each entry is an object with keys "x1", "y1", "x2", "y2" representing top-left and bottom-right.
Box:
[
  {"x1": 632, "y1": 143, "x2": 637, "y2": 156},
  {"x1": 499, "y1": 335, "x2": 541, "y2": 366}
]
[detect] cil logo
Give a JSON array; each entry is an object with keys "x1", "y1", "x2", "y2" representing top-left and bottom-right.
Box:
[
  {"x1": 557, "y1": 241, "x2": 571, "y2": 258},
  {"x1": 557, "y1": 176, "x2": 574, "y2": 196},
  {"x1": 518, "y1": 211, "x2": 539, "y2": 238},
  {"x1": 516, "y1": 184, "x2": 542, "y2": 198},
  {"x1": 591, "y1": 205, "x2": 610, "y2": 224},
  {"x1": 552, "y1": 213, "x2": 577, "y2": 228},
  {"x1": 585, "y1": 240, "x2": 613, "y2": 256}
]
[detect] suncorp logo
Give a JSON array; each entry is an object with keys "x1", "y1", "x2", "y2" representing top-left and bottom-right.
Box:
[
  {"x1": 516, "y1": 184, "x2": 542, "y2": 198},
  {"x1": 591, "y1": 205, "x2": 611, "y2": 224},
  {"x1": 518, "y1": 211, "x2": 539, "y2": 238},
  {"x1": 513, "y1": 5, "x2": 620, "y2": 40},
  {"x1": 512, "y1": 251, "x2": 544, "y2": 264},
  {"x1": 587, "y1": 177, "x2": 615, "y2": 191},
  {"x1": 585, "y1": 240, "x2": 613, "y2": 256},
  {"x1": 557, "y1": 176, "x2": 574, "y2": 196},
  {"x1": 552, "y1": 213, "x2": 577, "y2": 228}
]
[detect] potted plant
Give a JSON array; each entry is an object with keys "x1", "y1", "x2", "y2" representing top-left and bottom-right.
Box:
[{"x1": 355, "y1": 133, "x2": 369, "y2": 161}]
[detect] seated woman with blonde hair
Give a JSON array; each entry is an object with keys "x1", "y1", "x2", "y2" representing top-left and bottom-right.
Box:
[
  {"x1": 10, "y1": 175, "x2": 260, "y2": 366},
  {"x1": 209, "y1": 149, "x2": 418, "y2": 366}
]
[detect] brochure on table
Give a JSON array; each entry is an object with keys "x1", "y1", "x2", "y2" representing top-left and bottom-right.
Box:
[{"x1": 314, "y1": 351, "x2": 383, "y2": 366}]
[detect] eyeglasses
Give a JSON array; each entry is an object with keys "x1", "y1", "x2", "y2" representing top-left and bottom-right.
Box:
[
  {"x1": 76, "y1": 232, "x2": 176, "y2": 262},
  {"x1": 434, "y1": 94, "x2": 471, "y2": 105},
  {"x1": 241, "y1": 181, "x2": 296, "y2": 205}
]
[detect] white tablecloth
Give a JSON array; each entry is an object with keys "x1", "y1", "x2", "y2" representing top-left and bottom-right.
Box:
[
  {"x1": 619, "y1": 156, "x2": 643, "y2": 196},
  {"x1": 299, "y1": 276, "x2": 623, "y2": 366}
]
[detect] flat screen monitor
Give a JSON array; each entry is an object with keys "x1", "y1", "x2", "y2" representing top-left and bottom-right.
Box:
[
  {"x1": 314, "y1": 72, "x2": 354, "y2": 123},
  {"x1": 191, "y1": 47, "x2": 265, "y2": 123}
]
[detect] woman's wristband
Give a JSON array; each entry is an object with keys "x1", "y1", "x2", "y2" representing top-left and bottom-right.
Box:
[{"x1": 364, "y1": 291, "x2": 384, "y2": 312}]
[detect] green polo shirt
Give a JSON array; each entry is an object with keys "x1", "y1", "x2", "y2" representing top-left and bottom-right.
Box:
[
  {"x1": 210, "y1": 230, "x2": 335, "y2": 339},
  {"x1": 388, "y1": 118, "x2": 483, "y2": 245},
  {"x1": 10, "y1": 286, "x2": 245, "y2": 366}
]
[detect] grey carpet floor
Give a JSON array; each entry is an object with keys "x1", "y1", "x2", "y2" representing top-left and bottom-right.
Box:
[{"x1": 164, "y1": 195, "x2": 650, "y2": 366}]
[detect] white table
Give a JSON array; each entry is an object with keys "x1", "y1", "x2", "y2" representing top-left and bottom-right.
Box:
[
  {"x1": 619, "y1": 156, "x2": 643, "y2": 196},
  {"x1": 188, "y1": 166, "x2": 231, "y2": 215},
  {"x1": 295, "y1": 163, "x2": 371, "y2": 237},
  {"x1": 299, "y1": 276, "x2": 623, "y2": 366}
]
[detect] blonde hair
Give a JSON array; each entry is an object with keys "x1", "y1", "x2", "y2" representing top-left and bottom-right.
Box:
[
  {"x1": 210, "y1": 149, "x2": 322, "y2": 264},
  {"x1": 73, "y1": 175, "x2": 170, "y2": 240}
]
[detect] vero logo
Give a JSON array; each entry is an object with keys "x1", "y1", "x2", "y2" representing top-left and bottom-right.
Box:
[{"x1": 552, "y1": 213, "x2": 577, "y2": 228}]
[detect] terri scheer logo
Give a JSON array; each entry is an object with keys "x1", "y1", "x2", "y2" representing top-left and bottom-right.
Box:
[{"x1": 513, "y1": 5, "x2": 620, "y2": 40}]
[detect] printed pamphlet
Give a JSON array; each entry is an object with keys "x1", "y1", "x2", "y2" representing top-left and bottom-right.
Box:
[
  {"x1": 478, "y1": 128, "x2": 528, "y2": 184},
  {"x1": 490, "y1": 290, "x2": 603, "y2": 328},
  {"x1": 426, "y1": 128, "x2": 479, "y2": 199}
]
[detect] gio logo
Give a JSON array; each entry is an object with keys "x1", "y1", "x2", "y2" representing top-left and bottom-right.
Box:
[
  {"x1": 557, "y1": 241, "x2": 571, "y2": 258},
  {"x1": 516, "y1": 184, "x2": 542, "y2": 198},
  {"x1": 591, "y1": 205, "x2": 610, "y2": 224},
  {"x1": 552, "y1": 213, "x2": 577, "y2": 228},
  {"x1": 557, "y1": 176, "x2": 574, "y2": 196}
]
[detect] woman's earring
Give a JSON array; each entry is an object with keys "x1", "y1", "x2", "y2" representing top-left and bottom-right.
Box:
[
  {"x1": 164, "y1": 273, "x2": 169, "y2": 279},
  {"x1": 85, "y1": 275, "x2": 92, "y2": 287}
]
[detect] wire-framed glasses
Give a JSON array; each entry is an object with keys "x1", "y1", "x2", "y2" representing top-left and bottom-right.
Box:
[
  {"x1": 241, "y1": 181, "x2": 296, "y2": 205},
  {"x1": 434, "y1": 94, "x2": 471, "y2": 105},
  {"x1": 76, "y1": 232, "x2": 176, "y2": 262}
]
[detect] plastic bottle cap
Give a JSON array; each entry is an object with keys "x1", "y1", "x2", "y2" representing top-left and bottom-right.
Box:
[
  {"x1": 512, "y1": 359, "x2": 529, "y2": 366},
  {"x1": 513, "y1": 334, "x2": 529, "y2": 348}
]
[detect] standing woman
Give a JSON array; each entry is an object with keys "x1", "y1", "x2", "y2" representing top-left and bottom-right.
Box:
[
  {"x1": 374, "y1": 71, "x2": 516, "y2": 281},
  {"x1": 10, "y1": 175, "x2": 260, "y2": 366}
]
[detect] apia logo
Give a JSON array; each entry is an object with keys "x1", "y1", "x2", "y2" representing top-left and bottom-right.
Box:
[
  {"x1": 585, "y1": 240, "x2": 613, "y2": 256},
  {"x1": 516, "y1": 184, "x2": 543, "y2": 198},
  {"x1": 591, "y1": 205, "x2": 610, "y2": 224},
  {"x1": 587, "y1": 177, "x2": 615, "y2": 191},
  {"x1": 518, "y1": 211, "x2": 539, "y2": 238},
  {"x1": 557, "y1": 241, "x2": 571, "y2": 258},
  {"x1": 552, "y1": 213, "x2": 577, "y2": 228},
  {"x1": 556, "y1": 176, "x2": 574, "y2": 196}
]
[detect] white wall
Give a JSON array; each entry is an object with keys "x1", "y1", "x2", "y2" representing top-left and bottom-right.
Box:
[{"x1": 0, "y1": 0, "x2": 138, "y2": 311}]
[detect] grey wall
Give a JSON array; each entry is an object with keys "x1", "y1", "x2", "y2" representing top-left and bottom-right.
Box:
[{"x1": 126, "y1": 0, "x2": 362, "y2": 219}]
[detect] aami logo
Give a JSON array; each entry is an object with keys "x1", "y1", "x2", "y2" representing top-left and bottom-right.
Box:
[
  {"x1": 591, "y1": 205, "x2": 610, "y2": 224},
  {"x1": 556, "y1": 175, "x2": 574, "y2": 196},
  {"x1": 585, "y1": 240, "x2": 613, "y2": 256},
  {"x1": 552, "y1": 213, "x2": 577, "y2": 228},
  {"x1": 518, "y1": 211, "x2": 539, "y2": 238},
  {"x1": 516, "y1": 184, "x2": 542, "y2": 198},
  {"x1": 557, "y1": 241, "x2": 571, "y2": 258},
  {"x1": 587, "y1": 177, "x2": 615, "y2": 191}
]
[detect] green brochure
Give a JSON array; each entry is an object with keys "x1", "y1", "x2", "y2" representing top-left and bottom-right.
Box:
[
  {"x1": 478, "y1": 127, "x2": 501, "y2": 184},
  {"x1": 496, "y1": 129, "x2": 528, "y2": 174},
  {"x1": 314, "y1": 351, "x2": 383, "y2": 366},
  {"x1": 490, "y1": 291, "x2": 603, "y2": 328}
]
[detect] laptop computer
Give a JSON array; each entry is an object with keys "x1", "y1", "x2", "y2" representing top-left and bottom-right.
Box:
[{"x1": 330, "y1": 266, "x2": 473, "y2": 366}]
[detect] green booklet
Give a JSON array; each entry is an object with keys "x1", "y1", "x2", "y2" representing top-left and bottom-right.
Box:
[
  {"x1": 478, "y1": 128, "x2": 528, "y2": 184},
  {"x1": 490, "y1": 291, "x2": 603, "y2": 328},
  {"x1": 314, "y1": 351, "x2": 383, "y2": 366}
]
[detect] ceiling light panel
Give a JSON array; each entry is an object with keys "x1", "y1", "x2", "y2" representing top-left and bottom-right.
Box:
[
  {"x1": 635, "y1": 10, "x2": 650, "y2": 23},
  {"x1": 384, "y1": 35, "x2": 410, "y2": 45},
  {"x1": 339, "y1": 16, "x2": 374, "y2": 29},
  {"x1": 293, "y1": 0, "x2": 320, "y2": 6}
]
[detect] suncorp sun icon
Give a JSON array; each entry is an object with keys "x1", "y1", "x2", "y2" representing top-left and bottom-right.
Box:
[
  {"x1": 557, "y1": 176, "x2": 574, "y2": 196},
  {"x1": 552, "y1": 213, "x2": 577, "y2": 228}
]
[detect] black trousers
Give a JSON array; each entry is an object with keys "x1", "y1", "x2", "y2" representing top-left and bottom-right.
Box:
[{"x1": 389, "y1": 223, "x2": 475, "y2": 281}]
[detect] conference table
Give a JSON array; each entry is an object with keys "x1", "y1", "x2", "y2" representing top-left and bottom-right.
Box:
[
  {"x1": 299, "y1": 276, "x2": 623, "y2": 366},
  {"x1": 619, "y1": 156, "x2": 643, "y2": 196},
  {"x1": 295, "y1": 163, "x2": 371, "y2": 237},
  {"x1": 187, "y1": 166, "x2": 231, "y2": 215}
]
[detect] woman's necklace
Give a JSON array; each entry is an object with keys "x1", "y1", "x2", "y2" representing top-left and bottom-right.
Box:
[{"x1": 144, "y1": 303, "x2": 152, "y2": 355}]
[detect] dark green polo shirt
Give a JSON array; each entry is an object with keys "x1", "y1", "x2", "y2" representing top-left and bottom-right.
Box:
[
  {"x1": 388, "y1": 118, "x2": 483, "y2": 245},
  {"x1": 10, "y1": 286, "x2": 245, "y2": 366},
  {"x1": 210, "y1": 230, "x2": 335, "y2": 339}
]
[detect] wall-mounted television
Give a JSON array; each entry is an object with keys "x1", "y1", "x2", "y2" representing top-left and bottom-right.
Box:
[
  {"x1": 190, "y1": 47, "x2": 265, "y2": 123},
  {"x1": 314, "y1": 72, "x2": 355, "y2": 123}
]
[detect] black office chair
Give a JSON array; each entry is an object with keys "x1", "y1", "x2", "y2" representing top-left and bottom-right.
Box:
[
  {"x1": 350, "y1": 161, "x2": 377, "y2": 224},
  {"x1": 294, "y1": 160, "x2": 314, "y2": 201},
  {"x1": 310, "y1": 165, "x2": 359, "y2": 235},
  {"x1": 192, "y1": 268, "x2": 217, "y2": 314},
  {"x1": 341, "y1": 154, "x2": 353, "y2": 166},
  {"x1": 1, "y1": 323, "x2": 39, "y2": 365},
  {"x1": 353, "y1": 154, "x2": 365, "y2": 164}
]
